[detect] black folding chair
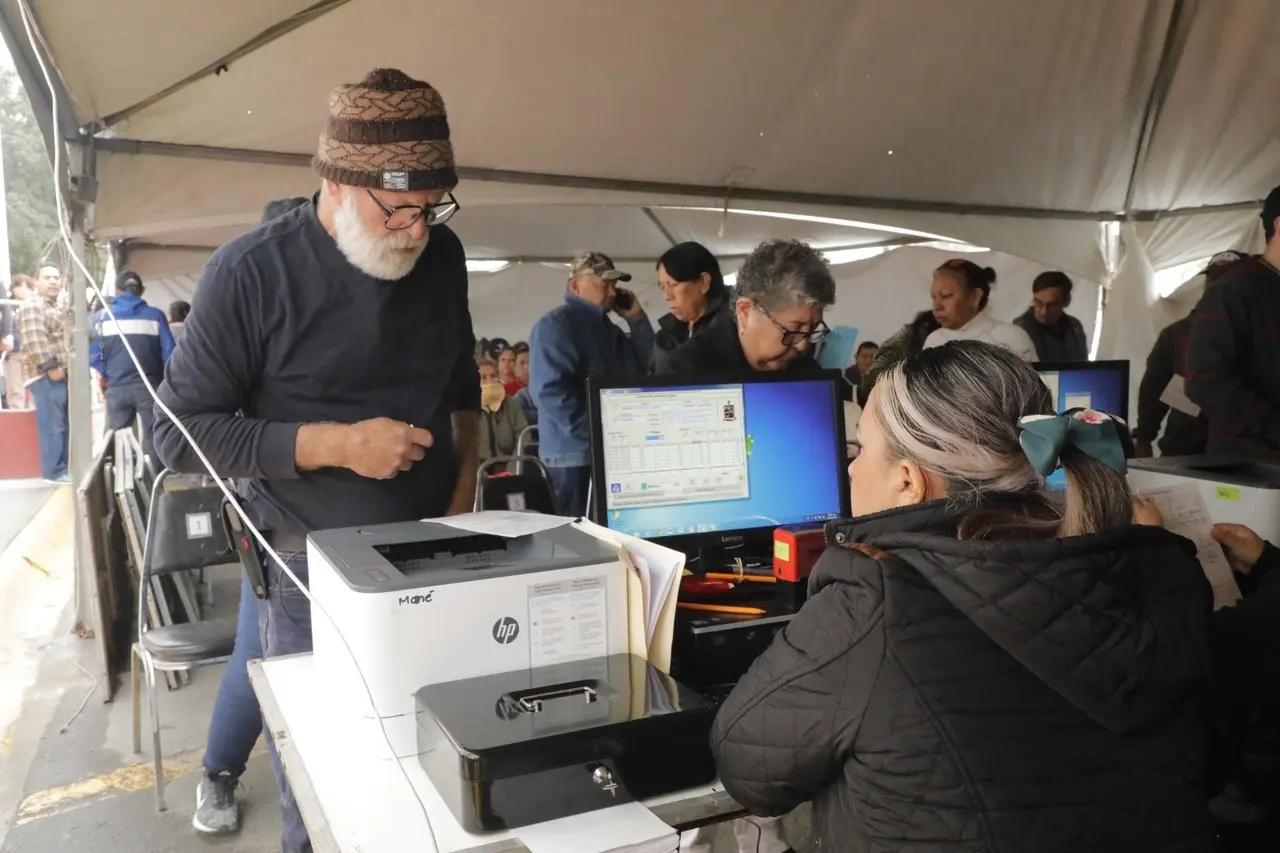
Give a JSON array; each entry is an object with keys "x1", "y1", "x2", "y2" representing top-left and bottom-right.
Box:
[
  {"x1": 130, "y1": 469, "x2": 238, "y2": 811},
  {"x1": 473, "y1": 455, "x2": 556, "y2": 515}
]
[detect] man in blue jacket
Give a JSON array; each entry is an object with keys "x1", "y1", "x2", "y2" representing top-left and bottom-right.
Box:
[
  {"x1": 90, "y1": 270, "x2": 175, "y2": 462},
  {"x1": 529, "y1": 251, "x2": 653, "y2": 517}
]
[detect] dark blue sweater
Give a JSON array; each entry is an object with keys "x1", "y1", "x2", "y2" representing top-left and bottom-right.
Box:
[{"x1": 153, "y1": 197, "x2": 480, "y2": 536}]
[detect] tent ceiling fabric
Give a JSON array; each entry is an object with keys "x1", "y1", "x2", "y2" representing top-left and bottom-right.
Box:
[{"x1": 11, "y1": 0, "x2": 1279, "y2": 280}]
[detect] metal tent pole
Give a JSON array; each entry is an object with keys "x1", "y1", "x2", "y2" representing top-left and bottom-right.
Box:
[{"x1": 68, "y1": 228, "x2": 97, "y2": 636}]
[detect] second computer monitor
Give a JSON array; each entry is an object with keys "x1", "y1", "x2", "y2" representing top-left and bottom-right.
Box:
[
  {"x1": 1034, "y1": 359, "x2": 1131, "y2": 490},
  {"x1": 587, "y1": 371, "x2": 849, "y2": 550},
  {"x1": 1034, "y1": 359, "x2": 1130, "y2": 421}
]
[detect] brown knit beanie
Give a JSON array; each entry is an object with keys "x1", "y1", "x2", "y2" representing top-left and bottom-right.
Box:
[{"x1": 312, "y1": 68, "x2": 458, "y2": 192}]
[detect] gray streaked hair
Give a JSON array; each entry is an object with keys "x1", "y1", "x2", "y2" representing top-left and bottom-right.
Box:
[
  {"x1": 873, "y1": 340, "x2": 1132, "y2": 538},
  {"x1": 734, "y1": 239, "x2": 836, "y2": 312}
]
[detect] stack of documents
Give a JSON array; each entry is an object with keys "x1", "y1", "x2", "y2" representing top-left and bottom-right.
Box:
[
  {"x1": 517, "y1": 802, "x2": 678, "y2": 853},
  {"x1": 575, "y1": 518, "x2": 684, "y2": 672}
]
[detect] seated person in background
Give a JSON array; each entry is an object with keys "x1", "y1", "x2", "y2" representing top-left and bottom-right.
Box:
[
  {"x1": 1013, "y1": 270, "x2": 1089, "y2": 361},
  {"x1": 502, "y1": 341, "x2": 529, "y2": 397},
  {"x1": 168, "y1": 300, "x2": 191, "y2": 344},
  {"x1": 651, "y1": 241, "x2": 729, "y2": 371},
  {"x1": 657, "y1": 238, "x2": 833, "y2": 378},
  {"x1": 923, "y1": 259, "x2": 1037, "y2": 361},
  {"x1": 496, "y1": 344, "x2": 522, "y2": 396},
  {"x1": 514, "y1": 384, "x2": 537, "y2": 426},
  {"x1": 1134, "y1": 251, "x2": 1249, "y2": 458},
  {"x1": 712, "y1": 340, "x2": 1215, "y2": 853},
  {"x1": 477, "y1": 358, "x2": 528, "y2": 464},
  {"x1": 859, "y1": 309, "x2": 938, "y2": 405},
  {"x1": 843, "y1": 340, "x2": 877, "y2": 407}
]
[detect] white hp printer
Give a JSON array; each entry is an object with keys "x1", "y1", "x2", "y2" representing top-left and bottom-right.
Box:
[
  {"x1": 308, "y1": 518, "x2": 629, "y2": 757},
  {"x1": 1129, "y1": 456, "x2": 1280, "y2": 544}
]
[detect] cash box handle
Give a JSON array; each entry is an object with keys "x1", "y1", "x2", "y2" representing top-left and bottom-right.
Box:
[{"x1": 507, "y1": 680, "x2": 600, "y2": 714}]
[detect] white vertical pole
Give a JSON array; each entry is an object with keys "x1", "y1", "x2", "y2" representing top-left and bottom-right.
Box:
[{"x1": 0, "y1": 120, "x2": 11, "y2": 287}]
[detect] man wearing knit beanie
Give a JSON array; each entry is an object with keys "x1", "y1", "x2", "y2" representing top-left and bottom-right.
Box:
[{"x1": 153, "y1": 70, "x2": 480, "y2": 852}]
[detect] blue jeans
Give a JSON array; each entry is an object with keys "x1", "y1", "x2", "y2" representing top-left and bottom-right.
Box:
[
  {"x1": 28, "y1": 376, "x2": 68, "y2": 480},
  {"x1": 546, "y1": 465, "x2": 591, "y2": 517},
  {"x1": 106, "y1": 382, "x2": 157, "y2": 462},
  {"x1": 201, "y1": 573, "x2": 264, "y2": 778},
  {"x1": 259, "y1": 552, "x2": 313, "y2": 853}
]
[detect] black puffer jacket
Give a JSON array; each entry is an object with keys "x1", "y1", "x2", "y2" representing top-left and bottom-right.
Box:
[{"x1": 711, "y1": 499, "x2": 1216, "y2": 853}]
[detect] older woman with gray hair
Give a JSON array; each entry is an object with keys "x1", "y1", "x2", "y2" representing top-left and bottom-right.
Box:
[{"x1": 657, "y1": 238, "x2": 835, "y2": 378}]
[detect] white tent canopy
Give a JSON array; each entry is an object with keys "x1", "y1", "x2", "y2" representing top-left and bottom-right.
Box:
[{"x1": 1, "y1": 0, "x2": 1277, "y2": 359}]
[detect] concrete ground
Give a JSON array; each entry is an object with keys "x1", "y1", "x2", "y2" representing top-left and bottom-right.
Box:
[{"x1": 0, "y1": 485, "x2": 811, "y2": 853}]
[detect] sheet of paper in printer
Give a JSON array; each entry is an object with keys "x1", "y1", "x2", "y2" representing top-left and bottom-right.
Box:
[
  {"x1": 516, "y1": 801, "x2": 677, "y2": 853},
  {"x1": 1136, "y1": 483, "x2": 1242, "y2": 609},
  {"x1": 432, "y1": 510, "x2": 573, "y2": 537}
]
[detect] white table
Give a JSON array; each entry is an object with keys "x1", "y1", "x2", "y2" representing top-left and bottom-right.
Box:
[{"x1": 249, "y1": 654, "x2": 745, "y2": 853}]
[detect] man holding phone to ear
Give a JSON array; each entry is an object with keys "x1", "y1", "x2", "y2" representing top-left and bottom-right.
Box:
[{"x1": 529, "y1": 251, "x2": 653, "y2": 516}]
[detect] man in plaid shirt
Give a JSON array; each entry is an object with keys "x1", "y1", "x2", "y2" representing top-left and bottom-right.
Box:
[{"x1": 18, "y1": 263, "x2": 71, "y2": 482}]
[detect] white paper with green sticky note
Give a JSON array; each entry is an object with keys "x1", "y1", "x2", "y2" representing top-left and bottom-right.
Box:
[
  {"x1": 1214, "y1": 485, "x2": 1242, "y2": 503},
  {"x1": 1139, "y1": 484, "x2": 1241, "y2": 609}
]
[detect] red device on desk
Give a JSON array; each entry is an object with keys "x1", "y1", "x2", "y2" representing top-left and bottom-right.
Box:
[{"x1": 773, "y1": 524, "x2": 827, "y2": 609}]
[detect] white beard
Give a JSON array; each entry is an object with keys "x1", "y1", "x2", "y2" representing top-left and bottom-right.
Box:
[{"x1": 332, "y1": 190, "x2": 428, "y2": 280}]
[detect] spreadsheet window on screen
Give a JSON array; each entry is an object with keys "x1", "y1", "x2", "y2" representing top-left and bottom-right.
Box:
[
  {"x1": 595, "y1": 379, "x2": 847, "y2": 540},
  {"x1": 600, "y1": 387, "x2": 750, "y2": 511}
]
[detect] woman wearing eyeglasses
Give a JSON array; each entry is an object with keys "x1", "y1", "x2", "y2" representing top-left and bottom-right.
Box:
[
  {"x1": 656, "y1": 239, "x2": 835, "y2": 381},
  {"x1": 658, "y1": 237, "x2": 835, "y2": 853}
]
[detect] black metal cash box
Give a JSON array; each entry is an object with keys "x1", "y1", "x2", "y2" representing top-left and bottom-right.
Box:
[{"x1": 414, "y1": 654, "x2": 717, "y2": 832}]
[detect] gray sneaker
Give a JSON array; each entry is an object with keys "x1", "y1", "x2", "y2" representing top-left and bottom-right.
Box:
[{"x1": 192, "y1": 771, "x2": 239, "y2": 835}]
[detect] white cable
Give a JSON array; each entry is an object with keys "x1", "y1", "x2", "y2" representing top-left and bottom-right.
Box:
[{"x1": 14, "y1": 4, "x2": 441, "y2": 848}]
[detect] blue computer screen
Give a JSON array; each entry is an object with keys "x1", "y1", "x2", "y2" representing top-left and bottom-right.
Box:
[
  {"x1": 596, "y1": 379, "x2": 845, "y2": 539},
  {"x1": 1036, "y1": 362, "x2": 1129, "y2": 490}
]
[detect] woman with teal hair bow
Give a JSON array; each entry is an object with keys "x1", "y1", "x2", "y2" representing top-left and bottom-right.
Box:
[{"x1": 710, "y1": 340, "x2": 1216, "y2": 853}]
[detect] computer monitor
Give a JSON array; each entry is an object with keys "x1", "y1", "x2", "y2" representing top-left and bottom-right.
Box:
[
  {"x1": 1034, "y1": 359, "x2": 1131, "y2": 489},
  {"x1": 1034, "y1": 359, "x2": 1130, "y2": 421},
  {"x1": 587, "y1": 371, "x2": 850, "y2": 554}
]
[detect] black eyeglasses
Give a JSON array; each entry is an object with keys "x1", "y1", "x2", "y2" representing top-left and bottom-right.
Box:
[
  {"x1": 366, "y1": 190, "x2": 460, "y2": 231},
  {"x1": 759, "y1": 306, "x2": 831, "y2": 347}
]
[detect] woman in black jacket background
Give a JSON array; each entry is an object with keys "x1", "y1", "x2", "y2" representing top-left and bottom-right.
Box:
[
  {"x1": 651, "y1": 242, "x2": 728, "y2": 371},
  {"x1": 711, "y1": 340, "x2": 1216, "y2": 853},
  {"x1": 657, "y1": 239, "x2": 834, "y2": 379}
]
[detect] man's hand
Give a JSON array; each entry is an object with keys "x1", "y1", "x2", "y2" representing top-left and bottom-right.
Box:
[
  {"x1": 614, "y1": 288, "x2": 646, "y2": 320},
  {"x1": 47, "y1": 366, "x2": 66, "y2": 382},
  {"x1": 1134, "y1": 440, "x2": 1154, "y2": 459},
  {"x1": 339, "y1": 417, "x2": 434, "y2": 480},
  {"x1": 0, "y1": 336, "x2": 12, "y2": 353},
  {"x1": 1212, "y1": 523, "x2": 1266, "y2": 573}
]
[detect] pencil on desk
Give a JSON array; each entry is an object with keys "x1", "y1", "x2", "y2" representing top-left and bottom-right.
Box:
[
  {"x1": 705, "y1": 572, "x2": 775, "y2": 584},
  {"x1": 677, "y1": 602, "x2": 768, "y2": 616}
]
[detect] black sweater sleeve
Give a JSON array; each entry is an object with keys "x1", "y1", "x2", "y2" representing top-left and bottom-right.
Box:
[
  {"x1": 1187, "y1": 283, "x2": 1280, "y2": 448},
  {"x1": 1134, "y1": 325, "x2": 1176, "y2": 444},
  {"x1": 446, "y1": 249, "x2": 481, "y2": 412},
  {"x1": 153, "y1": 257, "x2": 302, "y2": 480}
]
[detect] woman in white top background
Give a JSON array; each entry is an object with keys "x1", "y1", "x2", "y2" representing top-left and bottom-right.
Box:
[{"x1": 922, "y1": 258, "x2": 1038, "y2": 361}]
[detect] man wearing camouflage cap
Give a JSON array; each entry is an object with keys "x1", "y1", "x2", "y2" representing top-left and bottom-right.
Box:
[{"x1": 528, "y1": 251, "x2": 654, "y2": 516}]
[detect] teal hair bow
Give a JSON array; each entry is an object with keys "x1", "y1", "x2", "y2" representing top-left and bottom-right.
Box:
[{"x1": 1017, "y1": 409, "x2": 1127, "y2": 477}]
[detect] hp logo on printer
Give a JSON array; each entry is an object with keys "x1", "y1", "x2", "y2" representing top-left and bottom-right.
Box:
[{"x1": 492, "y1": 617, "x2": 520, "y2": 645}]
